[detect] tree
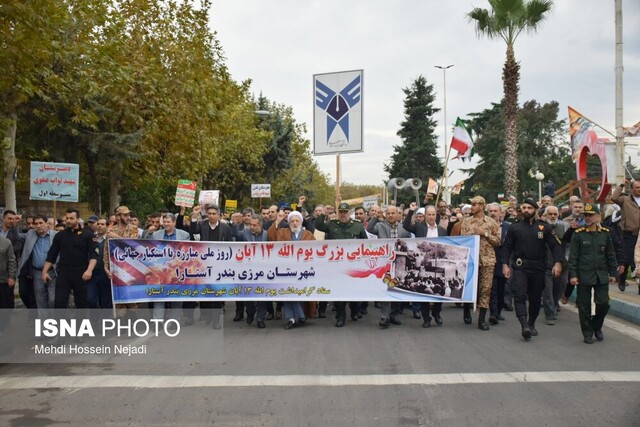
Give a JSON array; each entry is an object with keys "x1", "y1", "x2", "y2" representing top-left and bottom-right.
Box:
[
  {"x1": 464, "y1": 99, "x2": 572, "y2": 201},
  {"x1": 468, "y1": 0, "x2": 553, "y2": 198},
  {"x1": 385, "y1": 75, "x2": 443, "y2": 205},
  {"x1": 0, "y1": 0, "x2": 74, "y2": 210}
]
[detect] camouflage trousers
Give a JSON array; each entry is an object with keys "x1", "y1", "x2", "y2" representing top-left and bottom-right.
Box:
[{"x1": 477, "y1": 265, "x2": 495, "y2": 309}]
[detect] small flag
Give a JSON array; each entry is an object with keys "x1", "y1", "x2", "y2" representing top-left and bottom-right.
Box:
[
  {"x1": 452, "y1": 180, "x2": 465, "y2": 195},
  {"x1": 624, "y1": 120, "x2": 640, "y2": 137},
  {"x1": 427, "y1": 178, "x2": 439, "y2": 195},
  {"x1": 450, "y1": 117, "x2": 474, "y2": 160},
  {"x1": 568, "y1": 106, "x2": 593, "y2": 161}
]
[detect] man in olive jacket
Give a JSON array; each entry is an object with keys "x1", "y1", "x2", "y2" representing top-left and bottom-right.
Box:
[
  {"x1": 568, "y1": 203, "x2": 618, "y2": 344},
  {"x1": 315, "y1": 202, "x2": 368, "y2": 326}
]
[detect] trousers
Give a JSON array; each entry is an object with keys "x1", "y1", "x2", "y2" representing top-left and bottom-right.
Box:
[{"x1": 511, "y1": 268, "x2": 545, "y2": 325}]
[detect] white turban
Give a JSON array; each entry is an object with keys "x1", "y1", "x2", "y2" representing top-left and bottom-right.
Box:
[
  {"x1": 287, "y1": 211, "x2": 303, "y2": 222},
  {"x1": 416, "y1": 208, "x2": 425, "y2": 215}
]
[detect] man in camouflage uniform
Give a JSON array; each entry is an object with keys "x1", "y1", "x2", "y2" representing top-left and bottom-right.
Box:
[
  {"x1": 105, "y1": 206, "x2": 140, "y2": 317},
  {"x1": 460, "y1": 196, "x2": 501, "y2": 330},
  {"x1": 568, "y1": 203, "x2": 617, "y2": 344}
]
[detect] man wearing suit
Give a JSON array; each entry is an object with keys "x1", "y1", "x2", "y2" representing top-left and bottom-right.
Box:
[
  {"x1": 488, "y1": 203, "x2": 511, "y2": 324},
  {"x1": 151, "y1": 213, "x2": 190, "y2": 321},
  {"x1": 189, "y1": 204, "x2": 232, "y2": 329},
  {"x1": 18, "y1": 215, "x2": 57, "y2": 318},
  {"x1": 367, "y1": 205, "x2": 412, "y2": 328},
  {"x1": 404, "y1": 204, "x2": 448, "y2": 328}
]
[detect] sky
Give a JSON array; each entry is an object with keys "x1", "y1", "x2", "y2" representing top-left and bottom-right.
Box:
[{"x1": 210, "y1": 0, "x2": 640, "y2": 188}]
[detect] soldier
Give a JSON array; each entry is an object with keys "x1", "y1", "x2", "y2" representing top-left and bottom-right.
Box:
[
  {"x1": 461, "y1": 196, "x2": 501, "y2": 330},
  {"x1": 502, "y1": 198, "x2": 564, "y2": 340},
  {"x1": 314, "y1": 202, "x2": 368, "y2": 327},
  {"x1": 568, "y1": 204, "x2": 617, "y2": 344}
]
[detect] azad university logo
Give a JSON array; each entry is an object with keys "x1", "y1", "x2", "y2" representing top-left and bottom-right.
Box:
[{"x1": 315, "y1": 74, "x2": 361, "y2": 147}]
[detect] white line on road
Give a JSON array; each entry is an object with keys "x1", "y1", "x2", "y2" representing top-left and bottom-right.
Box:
[{"x1": 1, "y1": 371, "x2": 639, "y2": 389}]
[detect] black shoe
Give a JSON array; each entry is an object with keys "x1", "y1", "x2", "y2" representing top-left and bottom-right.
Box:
[
  {"x1": 361, "y1": 307, "x2": 368, "y2": 315},
  {"x1": 266, "y1": 313, "x2": 274, "y2": 320},
  {"x1": 433, "y1": 313, "x2": 443, "y2": 325},
  {"x1": 298, "y1": 318, "x2": 306, "y2": 326},
  {"x1": 351, "y1": 314, "x2": 359, "y2": 321},
  {"x1": 478, "y1": 321, "x2": 490, "y2": 331},
  {"x1": 618, "y1": 281, "x2": 626, "y2": 292},
  {"x1": 584, "y1": 336, "x2": 594, "y2": 344},
  {"x1": 336, "y1": 319, "x2": 345, "y2": 327},
  {"x1": 594, "y1": 330, "x2": 604, "y2": 341},
  {"x1": 478, "y1": 308, "x2": 490, "y2": 331},
  {"x1": 413, "y1": 311, "x2": 421, "y2": 319},
  {"x1": 503, "y1": 305, "x2": 514, "y2": 312},
  {"x1": 496, "y1": 314, "x2": 505, "y2": 321},
  {"x1": 489, "y1": 315, "x2": 499, "y2": 325},
  {"x1": 233, "y1": 313, "x2": 244, "y2": 322},
  {"x1": 379, "y1": 319, "x2": 390, "y2": 329},
  {"x1": 357, "y1": 313, "x2": 363, "y2": 319},
  {"x1": 318, "y1": 311, "x2": 326, "y2": 319},
  {"x1": 390, "y1": 316, "x2": 402, "y2": 326},
  {"x1": 257, "y1": 321, "x2": 265, "y2": 329},
  {"x1": 285, "y1": 319, "x2": 295, "y2": 330},
  {"x1": 422, "y1": 320, "x2": 431, "y2": 328},
  {"x1": 463, "y1": 314, "x2": 472, "y2": 325},
  {"x1": 529, "y1": 324, "x2": 538, "y2": 337},
  {"x1": 246, "y1": 314, "x2": 254, "y2": 325},
  {"x1": 519, "y1": 317, "x2": 531, "y2": 340}
]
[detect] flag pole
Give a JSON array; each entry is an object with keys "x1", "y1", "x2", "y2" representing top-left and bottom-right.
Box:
[{"x1": 435, "y1": 143, "x2": 452, "y2": 207}]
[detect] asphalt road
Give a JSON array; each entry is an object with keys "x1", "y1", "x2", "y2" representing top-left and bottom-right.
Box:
[{"x1": 1, "y1": 304, "x2": 639, "y2": 426}]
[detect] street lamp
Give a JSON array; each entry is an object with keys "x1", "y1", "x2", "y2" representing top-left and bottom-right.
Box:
[
  {"x1": 535, "y1": 171, "x2": 545, "y2": 202},
  {"x1": 435, "y1": 64, "x2": 454, "y2": 204}
]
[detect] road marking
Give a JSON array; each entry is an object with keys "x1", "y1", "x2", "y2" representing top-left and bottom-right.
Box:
[
  {"x1": 0, "y1": 372, "x2": 639, "y2": 389},
  {"x1": 561, "y1": 304, "x2": 640, "y2": 341}
]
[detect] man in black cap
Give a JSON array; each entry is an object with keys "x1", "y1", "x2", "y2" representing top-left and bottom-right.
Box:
[
  {"x1": 501, "y1": 198, "x2": 564, "y2": 340},
  {"x1": 568, "y1": 203, "x2": 618, "y2": 344}
]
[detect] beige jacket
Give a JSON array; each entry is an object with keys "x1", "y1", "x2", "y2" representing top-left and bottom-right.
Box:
[{"x1": 611, "y1": 185, "x2": 640, "y2": 235}]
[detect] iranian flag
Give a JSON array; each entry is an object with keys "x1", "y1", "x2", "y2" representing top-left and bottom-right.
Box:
[{"x1": 450, "y1": 117, "x2": 473, "y2": 160}]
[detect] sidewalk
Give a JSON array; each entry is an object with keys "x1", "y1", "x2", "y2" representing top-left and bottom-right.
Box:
[
  {"x1": 607, "y1": 280, "x2": 640, "y2": 325},
  {"x1": 566, "y1": 280, "x2": 640, "y2": 326}
]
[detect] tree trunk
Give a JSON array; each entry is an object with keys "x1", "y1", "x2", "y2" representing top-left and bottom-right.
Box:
[
  {"x1": 84, "y1": 151, "x2": 100, "y2": 214},
  {"x1": 503, "y1": 44, "x2": 520, "y2": 198},
  {"x1": 109, "y1": 160, "x2": 123, "y2": 214},
  {"x1": 2, "y1": 113, "x2": 18, "y2": 211}
]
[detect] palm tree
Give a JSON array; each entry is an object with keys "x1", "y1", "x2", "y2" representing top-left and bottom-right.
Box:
[{"x1": 468, "y1": 0, "x2": 553, "y2": 198}]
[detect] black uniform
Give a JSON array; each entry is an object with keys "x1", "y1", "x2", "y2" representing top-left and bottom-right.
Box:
[
  {"x1": 46, "y1": 226, "x2": 98, "y2": 308},
  {"x1": 501, "y1": 218, "x2": 564, "y2": 331}
]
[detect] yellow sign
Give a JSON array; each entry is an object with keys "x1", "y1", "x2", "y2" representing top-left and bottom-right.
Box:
[{"x1": 225, "y1": 199, "x2": 238, "y2": 215}]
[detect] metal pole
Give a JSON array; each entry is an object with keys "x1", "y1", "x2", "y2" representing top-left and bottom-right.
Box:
[
  {"x1": 615, "y1": 0, "x2": 625, "y2": 184},
  {"x1": 538, "y1": 180, "x2": 542, "y2": 203},
  {"x1": 335, "y1": 154, "x2": 341, "y2": 208},
  {"x1": 435, "y1": 64, "x2": 454, "y2": 204}
]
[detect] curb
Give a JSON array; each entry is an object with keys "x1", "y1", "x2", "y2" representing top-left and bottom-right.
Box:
[{"x1": 568, "y1": 289, "x2": 640, "y2": 326}]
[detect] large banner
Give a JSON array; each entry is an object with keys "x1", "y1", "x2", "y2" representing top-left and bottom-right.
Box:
[
  {"x1": 109, "y1": 236, "x2": 479, "y2": 303},
  {"x1": 313, "y1": 69, "x2": 363, "y2": 155},
  {"x1": 30, "y1": 161, "x2": 79, "y2": 202}
]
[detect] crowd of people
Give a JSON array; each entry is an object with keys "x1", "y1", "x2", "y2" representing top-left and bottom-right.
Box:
[{"x1": 0, "y1": 181, "x2": 636, "y2": 343}]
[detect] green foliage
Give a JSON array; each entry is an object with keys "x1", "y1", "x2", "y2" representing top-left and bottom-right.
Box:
[
  {"x1": 468, "y1": 0, "x2": 554, "y2": 197},
  {"x1": 464, "y1": 99, "x2": 573, "y2": 201},
  {"x1": 4, "y1": 0, "x2": 331, "y2": 216},
  {"x1": 385, "y1": 75, "x2": 443, "y2": 205}
]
